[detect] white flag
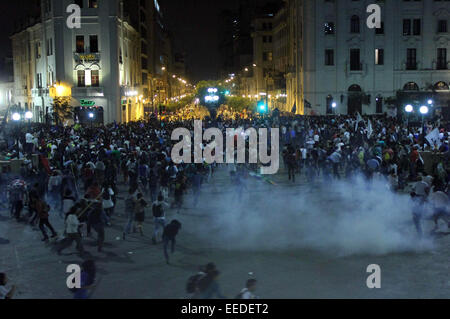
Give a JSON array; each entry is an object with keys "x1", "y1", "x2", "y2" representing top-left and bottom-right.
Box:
[
  {"x1": 356, "y1": 112, "x2": 363, "y2": 123},
  {"x1": 367, "y1": 119, "x2": 373, "y2": 138},
  {"x1": 425, "y1": 128, "x2": 442, "y2": 149}
]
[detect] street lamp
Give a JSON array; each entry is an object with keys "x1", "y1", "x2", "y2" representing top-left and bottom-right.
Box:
[
  {"x1": 332, "y1": 102, "x2": 337, "y2": 115},
  {"x1": 25, "y1": 111, "x2": 33, "y2": 123},
  {"x1": 419, "y1": 105, "x2": 429, "y2": 149},
  {"x1": 12, "y1": 112, "x2": 21, "y2": 156},
  {"x1": 88, "y1": 112, "x2": 94, "y2": 129},
  {"x1": 427, "y1": 99, "x2": 433, "y2": 105},
  {"x1": 405, "y1": 104, "x2": 413, "y2": 129},
  {"x1": 12, "y1": 112, "x2": 21, "y2": 121}
]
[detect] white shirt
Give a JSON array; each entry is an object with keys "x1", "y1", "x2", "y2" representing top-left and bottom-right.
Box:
[
  {"x1": 26, "y1": 133, "x2": 34, "y2": 144},
  {"x1": 65, "y1": 214, "x2": 80, "y2": 234}
]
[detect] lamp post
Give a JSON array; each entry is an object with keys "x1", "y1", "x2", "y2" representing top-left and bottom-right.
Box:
[
  {"x1": 88, "y1": 112, "x2": 94, "y2": 129},
  {"x1": 25, "y1": 111, "x2": 33, "y2": 124},
  {"x1": 404, "y1": 104, "x2": 413, "y2": 130},
  {"x1": 419, "y1": 105, "x2": 429, "y2": 149}
]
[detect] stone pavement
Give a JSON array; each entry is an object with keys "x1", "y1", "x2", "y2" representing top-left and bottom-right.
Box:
[{"x1": 1, "y1": 166, "x2": 449, "y2": 299}]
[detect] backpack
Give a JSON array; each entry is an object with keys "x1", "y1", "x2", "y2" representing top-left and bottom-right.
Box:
[
  {"x1": 152, "y1": 203, "x2": 163, "y2": 218},
  {"x1": 186, "y1": 274, "x2": 205, "y2": 294}
]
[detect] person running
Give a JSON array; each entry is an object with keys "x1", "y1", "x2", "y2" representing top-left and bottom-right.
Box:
[
  {"x1": 87, "y1": 202, "x2": 108, "y2": 252},
  {"x1": 134, "y1": 193, "x2": 148, "y2": 236},
  {"x1": 123, "y1": 188, "x2": 137, "y2": 240},
  {"x1": 236, "y1": 279, "x2": 259, "y2": 299},
  {"x1": 56, "y1": 207, "x2": 84, "y2": 256},
  {"x1": 196, "y1": 270, "x2": 226, "y2": 299},
  {"x1": 187, "y1": 263, "x2": 217, "y2": 298},
  {"x1": 152, "y1": 194, "x2": 170, "y2": 244},
  {"x1": 0, "y1": 273, "x2": 16, "y2": 299},
  {"x1": 162, "y1": 219, "x2": 182, "y2": 264},
  {"x1": 7, "y1": 178, "x2": 27, "y2": 221},
  {"x1": 36, "y1": 197, "x2": 58, "y2": 241},
  {"x1": 62, "y1": 189, "x2": 76, "y2": 219}
]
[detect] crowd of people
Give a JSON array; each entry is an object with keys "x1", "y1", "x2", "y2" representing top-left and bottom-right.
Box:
[{"x1": 0, "y1": 111, "x2": 449, "y2": 298}]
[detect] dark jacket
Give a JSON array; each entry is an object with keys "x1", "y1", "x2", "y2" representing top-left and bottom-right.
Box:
[{"x1": 163, "y1": 221, "x2": 181, "y2": 240}]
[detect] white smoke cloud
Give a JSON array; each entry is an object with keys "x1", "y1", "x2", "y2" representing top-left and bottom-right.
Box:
[{"x1": 195, "y1": 173, "x2": 434, "y2": 256}]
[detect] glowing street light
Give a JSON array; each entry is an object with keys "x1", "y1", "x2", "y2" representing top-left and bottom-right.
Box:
[
  {"x1": 405, "y1": 104, "x2": 413, "y2": 113},
  {"x1": 427, "y1": 99, "x2": 433, "y2": 105},
  {"x1": 419, "y1": 105, "x2": 429, "y2": 114},
  {"x1": 88, "y1": 112, "x2": 94, "y2": 119},
  {"x1": 25, "y1": 111, "x2": 33, "y2": 120},
  {"x1": 12, "y1": 112, "x2": 21, "y2": 121},
  {"x1": 332, "y1": 102, "x2": 337, "y2": 108}
]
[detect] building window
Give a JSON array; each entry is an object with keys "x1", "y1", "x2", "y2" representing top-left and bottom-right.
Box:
[
  {"x1": 91, "y1": 70, "x2": 99, "y2": 87},
  {"x1": 325, "y1": 49, "x2": 334, "y2": 65},
  {"x1": 324, "y1": 22, "x2": 335, "y2": 35},
  {"x1": 406, "y1": 48, "x2": 417, "y2": 70},
  {"x1": 47, "y1": 38, "x2": 53, "y2": 56},
  {"x1": 263, "y1": 52, "x2": 273, "y2": 61},
  {"x1": 35, "y1": 42, "x2": 41, "y2": 59},
  {"x1": 36, "y1": 73, "x2": 42, "y2": 88},
  {"x1": 434, "y1": 81, "x2": 449, "y2": 91},
  {"x1": 376, "y1": 96, "x2": 383, "y2": 113},
  {"x1": 350, "y1": 15, "x2": 360, "y2": 33},
  {"x1": 375, "y1": 48, "x2": 384, "y2": 65},
  {"x1": 403, "y1": 19, "x2": 411, "y2": 35},
  {"x1": 438, "y1": 20, "x2": 447, "y2": 33},
  {"x1": 413, "y1": 19, "x2": 421, "y2": 35},
  {"x1": 263, "y1": 36, "x2": 267, "y2": 43},
  {"x1": 403, "y1": 82, "x2": 419, "y2": 91},
  {"x1": 142, "y1": 73, "x2": 148, "y2": 85},
  {"x1": 76, "y1": 36, "x2": 85, "y2": 53},
  {"x1": 437, "y1": 48, "x2": 447, "y2": 70},
  {"x1": 75, "y1": 0, "x2": 83, "y2": 8},
  {"x1": 89, "y1": 35, "x2": 98, "y2": 53},
  {"x1": 350, "y1": 49, "x2": 361, "y2": 70},
  {"x1": 88, "y1": 0, "x2": 98, "y2": 8},
  {"x1": 375, "y1": 22, "x2": 384, "y2": 35},
  {"x1": 77, "y1": 70, "x2": 85, "y2": 87}
]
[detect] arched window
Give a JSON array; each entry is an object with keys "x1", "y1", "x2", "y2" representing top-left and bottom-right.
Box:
[
  {"x1": 403, "y1": 82, "x2": 419, "y2": 91},
  {"x1": 348, "y1": 84, "x2": 362, "y2": 92},
  {"x1": 326, "y1": 95, "x2": 333, "y2": 114},
  {"x1": 350, "y1": 15, "x2": 360, "y2": 33},
  {"x1": 434, "y1": 81, "x2": 449, "y2": 91}
]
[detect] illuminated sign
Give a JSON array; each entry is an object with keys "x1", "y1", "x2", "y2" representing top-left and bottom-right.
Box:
[{"x1": 80, "y1": 99, "x2": 95, "y2": 106}]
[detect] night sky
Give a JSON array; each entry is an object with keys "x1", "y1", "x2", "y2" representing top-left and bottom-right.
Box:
[{"x1": 0, "y1": 0, "x2": 272, "y2": 82}]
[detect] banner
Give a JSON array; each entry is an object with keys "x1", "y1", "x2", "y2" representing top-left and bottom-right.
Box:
[{"x1": 425, "y1": 128, "x2": 442, "y2": 149}]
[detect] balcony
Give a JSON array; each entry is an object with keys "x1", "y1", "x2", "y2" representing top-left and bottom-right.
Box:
[
  {"x1": 74, "y1": 52, "x2": 101, "y2": 63},
  {"x1": 436, "y1": 61, "x2": 447, "y2": 70},
  {"x1": 72, "y1": 86, "x2": 104, "y2": 97},
  {"x1": 406, "y1": 62, "x2": 417, "y2": 70},
  {"x1": 31, "y1": 88, "x2": 49, "y2": 97},
  {"x1": 349, "y1": 63, "x2": 363, "y2": 71}
]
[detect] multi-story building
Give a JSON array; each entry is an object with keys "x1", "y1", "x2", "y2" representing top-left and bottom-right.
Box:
[
  {"x1": 296, "y1": 0, "x2": 450, "y2": 117},
  {"x1": 11, "y1": 0, "x2": 153, "y2": 124}
]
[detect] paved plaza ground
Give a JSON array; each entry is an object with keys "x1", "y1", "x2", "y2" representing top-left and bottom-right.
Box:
[{"x1": 1, "y1": 167, "x2": 450, "y2": 299}]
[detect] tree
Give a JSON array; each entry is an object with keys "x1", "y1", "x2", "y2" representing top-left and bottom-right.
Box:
[
  {"x1": 225, "y1": 96, "x2": 256, "y2": 113},
  {"x1": 51, "y1": 97, "x2": 73, "y2": 126}
]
